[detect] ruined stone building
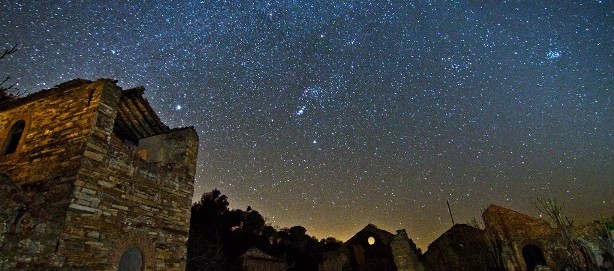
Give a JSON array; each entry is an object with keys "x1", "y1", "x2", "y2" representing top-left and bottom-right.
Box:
[
  {"x1": 0, "y1": 79, "x2": 199, "y2": 270},
  {"x1": 422, "y1": 205, "x2": 613, "y2": 271},
  {"x1": 238, "y1": 247, "x2": 286, "y2": 271},
  {"x1": 422, "y1": 224, "x2": 495, "y2": 271},
  {"x1": 482, "y1": 204, "x2": 613, "y2": 271},
  {"x1": 320, "y1": 224, "x2": 424, "y2": 271},
  {"x1": 320, "y1": 207, "x2": 612, "y2": 271}
]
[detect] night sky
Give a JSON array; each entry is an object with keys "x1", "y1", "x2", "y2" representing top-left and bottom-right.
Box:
[{"x1": 1, "y1": 1, "x2": 613, "y2": 249}]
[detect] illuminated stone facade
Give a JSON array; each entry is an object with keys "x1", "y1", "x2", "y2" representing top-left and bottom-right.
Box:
[{"x1": 0, "y1": 79, "x2": 198, "y2": 270}]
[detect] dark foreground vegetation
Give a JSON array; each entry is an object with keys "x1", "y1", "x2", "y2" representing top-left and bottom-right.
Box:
[{"x1": 187, "y1": 189, "x2": 342, "y2": 271}]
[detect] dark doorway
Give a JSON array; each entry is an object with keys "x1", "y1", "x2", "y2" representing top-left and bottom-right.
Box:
[
  {"x1": 118, "y1": 247, "x2": 143, "y2": 271},
  {"x1": 522, "y1": 244, "x2": 546, "y2": 271}
]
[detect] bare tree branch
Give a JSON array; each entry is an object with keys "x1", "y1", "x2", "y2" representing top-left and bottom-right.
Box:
[
  {"x1": 0, "y1": 44, "x2": 23, "y2": 102},
  {"x1": 0, "y1": 44, "x2": 18, "y2": 60},
  {"x1": 1, "y1": 76, "x2": 17, "y2": 90},
  {"x1": 531, "y1": 197, "x2": 585, "y2": 270}
]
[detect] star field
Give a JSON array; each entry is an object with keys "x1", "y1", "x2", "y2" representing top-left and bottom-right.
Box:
[{"x1": 1, "y1": 1, "x2": 613, "y2": 249}]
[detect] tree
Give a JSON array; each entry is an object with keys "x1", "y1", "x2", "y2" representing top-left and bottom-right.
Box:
[
  {"x1": 318, "y1": 237, "x2": 343, "y2": 252},
  {"x1": 187, "y1": 189, "x2": 343, "y2": 271},
  {"x1": 187, "y1": 189, "x2": 233, "y2": 271},
  {"x1": 0, "y1": 44, "x2": 22, "y2": 102},
  {"x1": 531, "y1": 197, "x2": 585, "y2": 270},
  {"x1": 187, "y1": 190, "x2": 270, "y2": 271}
]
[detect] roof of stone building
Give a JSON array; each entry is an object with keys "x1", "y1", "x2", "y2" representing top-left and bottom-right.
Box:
[
  {"x1": 483, "y1": 204, "x2": 536, "y2": 220},
  {"x1": 425, "y1": 223, "x2": 484, "y2": 250},
  {"x1": 0, "y1": 78, "x2": 97, "y2": 110},
  {"x1": 482, "y1": 204, "x2": 553, "y2": 230},
  {"x1": 0, "y1": 78, "x2": 183, "y2": 142},
  {"x1": 114, "y1": 86, "x2": 169, "y2": 142},
  {"x1": 346, "y1": 224, "x2": 396, "y2": 245}
]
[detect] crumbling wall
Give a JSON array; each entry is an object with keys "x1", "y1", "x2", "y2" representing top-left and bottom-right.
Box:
[
  {"x1": 0, "y1": 80, "x2": 106, "y2": 270},
  {"x1": 59, "y1": 82, "x2": 198, "y2": 270},
  {"x1": 391, "y1": 229, "x2": 424, "y2": 271},
  {"x1": 348, "y1": 226, "x2": 397, "y2": 271},
  {"x1": 423, "y1": 224, "x2": 496, "y2": 271},
  {"x1": 322, "y1": 225, "x2": 415, "y2": 271},
  {"x1": 572, "y1": 222, "x2": 614, "y2": 269},
  {"x1": 482, "y1": 205, "x2": 565, "y2": 271}
]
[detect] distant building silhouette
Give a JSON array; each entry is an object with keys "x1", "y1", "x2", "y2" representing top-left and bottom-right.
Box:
[{"x1": 320, "y1": 224, "x2": 424, "y2": 271}]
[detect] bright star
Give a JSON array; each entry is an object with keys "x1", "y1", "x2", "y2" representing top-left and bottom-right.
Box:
[
  {"x1": 546, "y1": 50, "x2": 562, "y2": 59},
  {"x1": 296, "y1": 105, "x2": 306, "y2": 116}
]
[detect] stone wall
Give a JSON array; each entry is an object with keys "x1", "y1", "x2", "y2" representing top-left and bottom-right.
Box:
[
  {"x1": 419, "y1": 205, "x2": 613, "y2": 271},
  {"x1": 572, "y1": 222, "x2": 614, "y2": 269},
  {"x1": 0, "y1": 79, "x2": 101, "y2": 185},
  {"x1": 483, "y1": 204, "x2": 565, "y2": 271},
  {"x1": 0, "y1": 79, "x2": 198, "y2": 270},
  {"x1": 391, "y1": 229, "x2": 424, "y2": 271},
  {"x1": 0, "y1": 79, "x2": 104, "y2": 270},
  {"x1": 482, "y1": 204, "x2": 614, "y2": 271},
  {"x1": 61, "y1": 132, "x2": 197, "y2": 270},
  {"x1": 422, "y1": 224, "x2": 496, "y2": 271}
]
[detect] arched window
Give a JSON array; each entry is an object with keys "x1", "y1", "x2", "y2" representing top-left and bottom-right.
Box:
[
  {"x1": 118, "y1": 247, "x2": 144, "y2": 271},
  {"x1": 2, "y1": 120, "x2": 25, "y2": 155}
]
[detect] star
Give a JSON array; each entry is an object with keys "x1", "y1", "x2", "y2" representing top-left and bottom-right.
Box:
[{"x1": 1, "y1": 0, "x2": 611, "y2": 250}]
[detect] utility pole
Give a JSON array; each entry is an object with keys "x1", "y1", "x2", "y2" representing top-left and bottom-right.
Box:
[{"x1": 447, "y1": 200, "x2": 455, "y2": 226}]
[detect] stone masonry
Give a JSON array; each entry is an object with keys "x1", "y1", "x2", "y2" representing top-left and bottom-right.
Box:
[
  {"x1": 423, "y1": 205, "x2": 613, "y2": 271},
  {"x1": 482, "y1": 204, "x2": 614, "y2": 271},
  {"x1": 0, "y1": 79, "x2": 199, "y2": 270}
]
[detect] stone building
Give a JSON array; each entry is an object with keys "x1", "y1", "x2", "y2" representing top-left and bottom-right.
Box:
[
  {"x1": 238, "y1": 247, "x2": 286, "y2": 271},
  {"x1": 422, "y1": 205, "x2": 613, "y2": 271},
  {"x1": 482, "y1": 204, "x2": 614, "y2": 271},
  {"x1": 0, "y1": 79, "x2": 199, "y2": 270},
  {"x1": 422, "y1": 224, "x2": 497, "y2": 271},
  {"x1": 319, "y1": 224, "x2": 424, "y2": 271}
]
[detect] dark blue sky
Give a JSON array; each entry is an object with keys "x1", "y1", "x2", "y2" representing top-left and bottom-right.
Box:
[{"x1": 2, "y1": 1, "x2": 613, "y2": 248}]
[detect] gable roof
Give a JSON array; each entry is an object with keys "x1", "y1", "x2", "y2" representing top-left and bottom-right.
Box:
[
  {"x1": 482, "y1": 204, "x2": 552, "y2": 229},
  {"x1": 483, "y1": 204, "x2": 538, "y2": 221},
  {"x1": 346, "y1": 224, "x2": 396, "y2": 245}
]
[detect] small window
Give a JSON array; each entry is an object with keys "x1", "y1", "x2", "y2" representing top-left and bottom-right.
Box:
[{"x1": 2, "y1": 120, "x2": 25, "y2": 155}]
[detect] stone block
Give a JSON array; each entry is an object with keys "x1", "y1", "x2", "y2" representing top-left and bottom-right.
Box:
[
  {"x1": 83, "y1": 150, "x2": 104, "y2": 162},
  {"x1": 69, "y1": 203, "x2": 98, "y2": 213}
]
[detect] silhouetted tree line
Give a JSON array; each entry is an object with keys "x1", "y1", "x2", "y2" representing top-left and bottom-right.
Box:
[{"x1": 187, "y1": 189, "x2": 342, "y2": 271}]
